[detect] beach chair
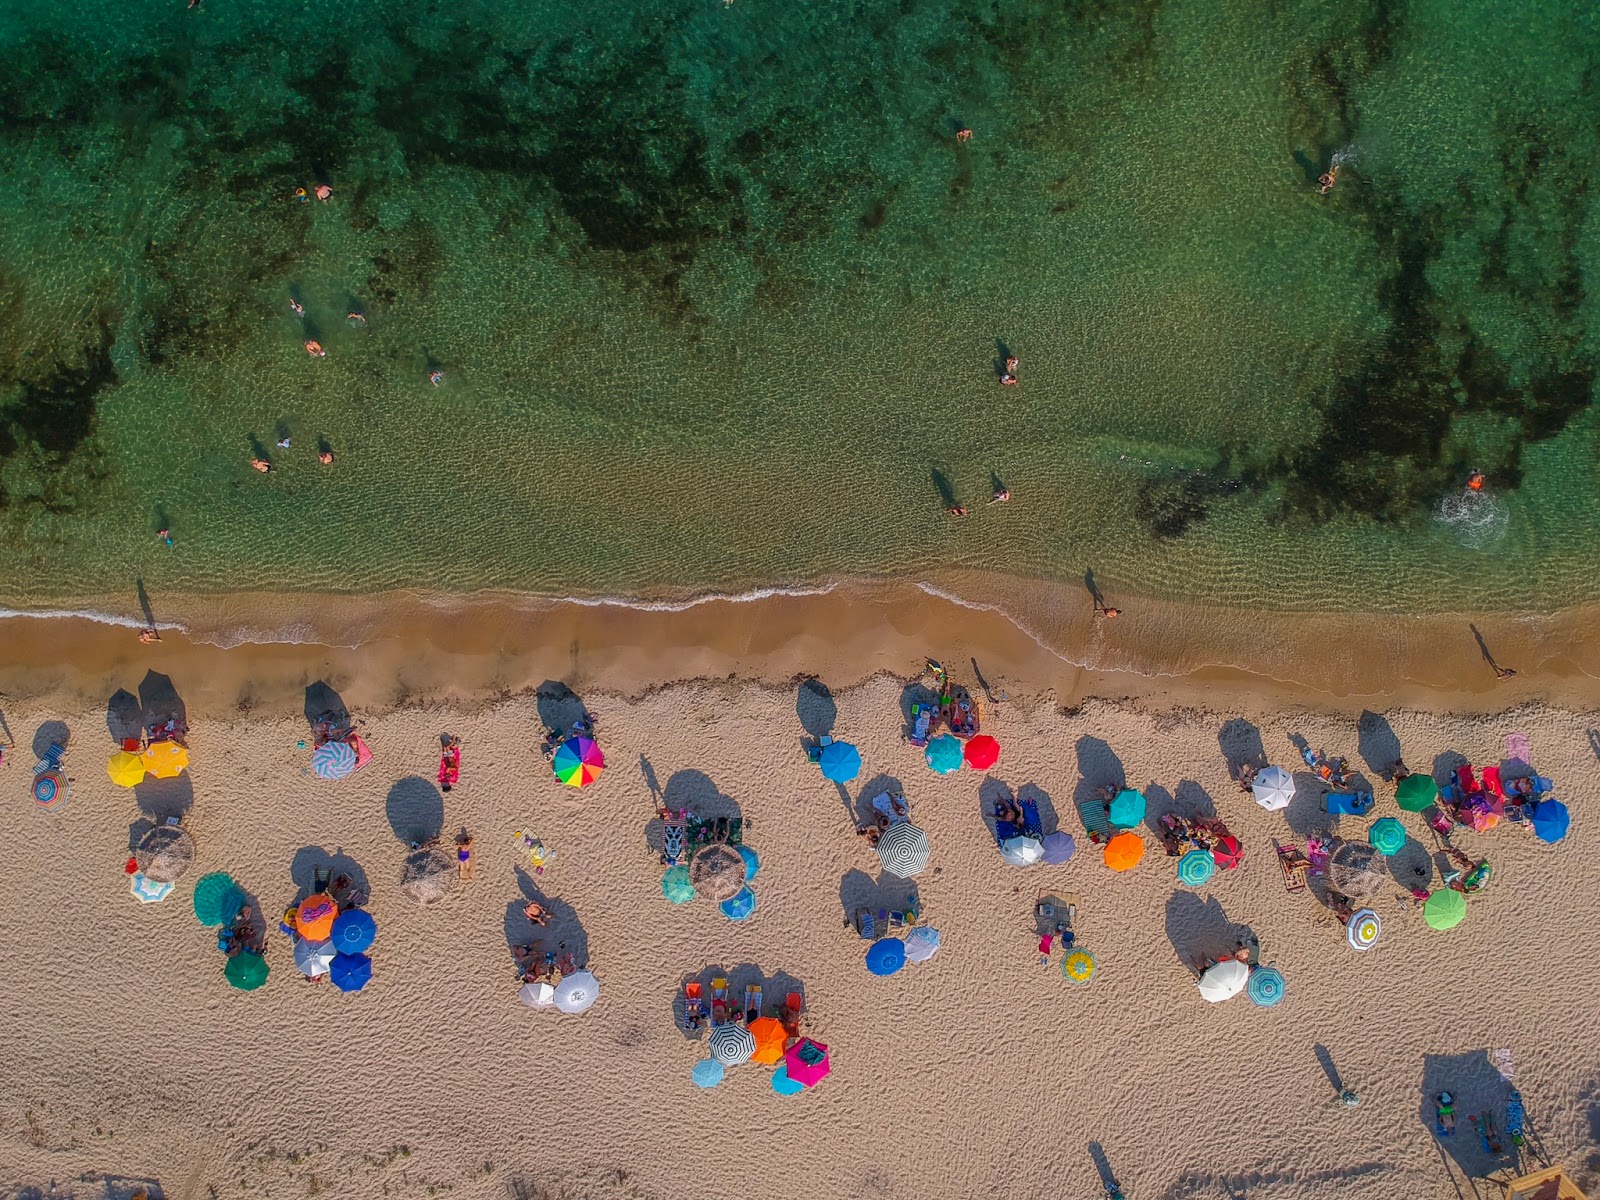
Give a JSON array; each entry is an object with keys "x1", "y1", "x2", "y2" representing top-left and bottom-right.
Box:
[
  {"x1": 854, "y1": 908, "x2": 877, "y2": 940},
  {"x1": 781, "y1": 992, "x2": 803, "y2": 1038},
  {"x1": 710, "y1": 977, "x2": 729, "y2": 1026},
  {"x1": 743, "y1": 983, "x2": 762, "y2": 1024},
  {"x1": 1324, "y1": 791, "x2": 1373, "y2": 816},
  {"x1": 682, "y1": 982, "x2": 705, "y2": 1032},
  {"x1": 1439, "y1": 783, "x2": 1463, "y2": 806},
  {"x1": 1275, "y1": 842, "x2": 1309, "y2": 894},
  {"x1": 1427, "y1": 809, "x2": 1457, "y2": 837}
]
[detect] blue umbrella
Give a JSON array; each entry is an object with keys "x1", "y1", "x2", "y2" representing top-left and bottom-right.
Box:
[
  {"x1": 737, "y1": 845, "x2": 761, "y2": 880},
  {"x1": 866, "y1": 937, "x2": 906, "y2": 976},
  {"x1": 329, "y1": 952, "x2": 373, "y2": 993},
  {"x1": 1107, "y1": 788, "x2": 1146, "y2": 829},
  {"x1": 311, "y1": 740, "x2": 357, "y2": 780},
  {"x1": 1177, "y1": 849, "x2": 1215, "y2": 887},
  {"x1": 1531, "y1": 800, "x2": 1569, "y2": 844},
  {"x1": 1041, "y1": 832, "x2": 1077, "y2": 864},
  {"x1": 1247, "y1": 965, "x2": 1285, "y2": 1008},
  {"x1": 819, "y1": 741, "x2": 862, "y2": 783},
  {"x1": 662, "y1": 866, "x2": 695, "y2": 905},
  {"x1": 720, "y1": 886, "x2": 757, "y2": 921},
  {"x1": 330, "y1": 909, "x2": 377, "y2": 954},
  {"x1": 692, "y1": 1058, "x2": 725, "y2": 1089},
  {"x1": 771, "y1": 1065, "x2": 805, "y2": 1095},
  {"x1": 925, "y1": 735, "x2": 963, "y2": 775}
]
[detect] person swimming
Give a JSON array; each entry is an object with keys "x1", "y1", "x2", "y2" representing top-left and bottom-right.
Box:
[
  {"x1": 289, "y1": 297, "x2": 304, "y2": 316},
  {"x1": 1318, "y1": 165, "x2": 1339, "y2": 194},
  {"x1": 1000, "y1": 373, "x2": 1018, "y2": 386},
  {"x1": 314, "y1": 183, "x2": 332, "y2": 202},
  {"x1": 429, "y1": 369, "x2": 445, "y2": 386},
  {"x1": 293, "y1": 187, "x2": 308, "y2": 203},
  {"x1": 347, "y1": 311, "x2": 367, "y2": 327},
  {"x1": 1467, "y1": 469, "x2": 1485, "y2": 491},
  {"x1": 250, "y1": 457, "x2": 272, "y2": 473},
  {"x1": 305, "y1": 340, "x2": 325, "y2": 357},
  {"x1": 318, "y1": 449, "x2": 334, "y2": 465}
]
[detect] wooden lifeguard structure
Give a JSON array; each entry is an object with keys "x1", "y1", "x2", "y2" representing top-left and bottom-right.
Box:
[{"x1": 1502, "y1": 1166, "x2": 1589, "y2": 1200}]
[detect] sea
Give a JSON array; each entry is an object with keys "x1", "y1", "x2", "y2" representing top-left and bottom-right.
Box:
[{"x1": 1, "y1": 0, "x2": 1598, "y2": 629}]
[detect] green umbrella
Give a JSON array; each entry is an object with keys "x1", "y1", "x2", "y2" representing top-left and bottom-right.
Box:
[
  {"x1": 661, "y1": 865, "x2": 695, "y2": 905},
  {"x1": 1423, "y1": 889, "x2": 1466, "y2": 931},
  {"x1": 1396, "y1": 774, "x2": 1438, "y2": 812},
  {"x1": 225, "y1": 952, "x2": 269, "y2": 991},
  {"x1": 193, "y1": 872, "x2": 242, "y2": 927}
]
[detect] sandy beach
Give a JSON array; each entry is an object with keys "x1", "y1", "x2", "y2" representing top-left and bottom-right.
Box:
[{"x1": 2, "y1": 620, "x2": 1597, "y2": 1200}]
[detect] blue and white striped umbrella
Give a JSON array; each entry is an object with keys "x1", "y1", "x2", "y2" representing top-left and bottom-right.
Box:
[
  {"x1": 1177, "y1": 849, "x2": 1215, "y2": 887},
  {"x1": 1248, "y1": 965, "x2": 1286, "y2": 1008}
]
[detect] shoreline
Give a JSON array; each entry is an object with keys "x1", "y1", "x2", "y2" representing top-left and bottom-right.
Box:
[{"x1": 3, "y1": 571, "x2": 1598, "y2": 720}]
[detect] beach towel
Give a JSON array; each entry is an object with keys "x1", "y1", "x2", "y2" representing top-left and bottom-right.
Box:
[
  {"x1": 1020, "y1": 798, "x2": 1043, "y2": 838},
  {"x1": 351, "y1": 735, "x2": 373, "y2": 770},
  {"x1": 1481, "y1": 766, "x2": 1504, "y2": 798},
  {"x1": 1325, "y1": 791, "x2": 1373, "y2": 816},
  {"x1": 872, "y1": 793, "x2": 910, "y2": 826},
  {"x1": 1505, "y1": 733, "x2": 1530, "y2": 765}
]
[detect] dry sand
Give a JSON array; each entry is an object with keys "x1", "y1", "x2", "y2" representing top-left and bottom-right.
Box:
[{"x1": 2, "y1": 655, "x2": 1598, "y2": 1200}]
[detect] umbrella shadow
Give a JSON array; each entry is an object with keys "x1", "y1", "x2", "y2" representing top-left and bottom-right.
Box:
[
  {"x1": 899, "y1": 679, "x2": 938, "y2": 740},
  {"x1": 1170, "y1": 780, "x2": 1217, "y2": 820},
  {"x1": 1431, "y1": 750, "x2": 1471, "y2": 788},
  {"x1": 1387, "y1": 838, "x2": 1434, "y2": 891},
  {"x1": 535, "y1": 680, "x2": 593, "y2": 738},
  {"x1": 386, "y1": 776, "x2": 445, "y2": 845},
  {"x1": 137, "y1": 670, "x2": 187, "y2": 733},
  {"x1": 1141, "y1": 782, "x2": 1175, "y2": 836},
  {"x1": 1072, "y1": 735, "x2": 1124, "y2": 805},
  {"x1": 1217, "y1": 717, "x2": 1266, "y2": 782},
  {"x1": 303, "y1": 680, "x2": 349, "y2": 727},
  {"x1": 836, "y1": 867, "x2": 917, "y2": 929},
  {"x1": 505, "y1": 871, "x2": 589, "y2": 969},
  {"x1": 1422, "y1": 1049, "x2": 1511, "y2": 1180},
  {"x1": 1282, "y1": 771, "x2": 1333, "y2": 837},
  {"x1": 1163, "y1": 890, "x2": 1243, "y2": 975},
  {"x1": 851, "y1": 772, "x2": 905, "y2": 829},
  {"x1": 106, "y1": 689, "x2": 143, "y2": 744},
  {"x1": 289, "y1": 846, "x2": 370, "y2": 904},
  {"x1": 133, "y1": 773, "x2": 194, "y2": 823},
  {"x1": 31, "y1": 719, "x2": 71, "y2": 759},
  {"x1": 796, "y1": 678, "x2": 837, "y2": 740},
  {"x1": 977, "y1": 776, "x2": 1015, "y2": 843},
  {"x1": 663, "y1": 769, "x2": 740, "y2": 821},
  {"x1": 1357, "y1": 710, "x2": 1403, "y2": 780},
  {"x1": 1016, "y1": 782, "x2": 1058, "y2": 833}
]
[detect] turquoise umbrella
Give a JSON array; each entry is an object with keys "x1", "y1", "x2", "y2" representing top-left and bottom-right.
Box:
[
  {"x1": 192, "y1": 872, "x2": 242, "y2": 927},
  {"x1": 771, "y1": 1065, "x2": 805, "y2": 1095},
  {"x1": 1108, "y1": 788, "x2": 1146, "y2": 829},
  {"x1": 662, "y1": 866, "x2": 695, "y2": 905},
  {"x1": 1369, "y1": 817, "x2": 1406, "y2": 856},
  {"x1": 1177, "y1": 849, "x2": 1215, "y2": 887},
  {"x1": 737, "y1": 845, "x2": 760, "y2": 880},
  {"x1": 692, "y1": 1059, "x2": 725, "y2": 1089},
  {"x1": 925, "y1": 735, "x2": 963, "y2": 775},
  {"x1": 1247, "y1": 965, "x2": 1285, "y2": 1008},
  {"x1": 720, "y1": 886, "x2": 757, "y2": 921}
]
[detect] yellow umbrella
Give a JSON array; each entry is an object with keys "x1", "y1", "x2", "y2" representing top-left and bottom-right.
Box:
[
  {"x1": 108, "y1": 750, "x2": 147, "y2": 788},
  {"x1": 141, "y1": 741, "x2": 190, "y2": 779}
]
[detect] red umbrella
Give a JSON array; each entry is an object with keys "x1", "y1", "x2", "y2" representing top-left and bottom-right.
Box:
[
  {"x1": 1212, "y1": 835, "x2": 1243, "y2": 870},
  {"x1": 963, "y1": 734, "x2": 1000, "y2": 771}
]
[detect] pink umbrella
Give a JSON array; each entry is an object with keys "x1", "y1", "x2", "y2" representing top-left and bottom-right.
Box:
[{"x1": 783, "y1": 1037, "x2": 831, "y2": 1088}]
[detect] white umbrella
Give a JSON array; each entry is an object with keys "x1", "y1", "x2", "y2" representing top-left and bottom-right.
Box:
[
  {"x1": 1000, "y1": 836, "x2": 1044, "y2": 867},
  {"x1": 903, "y1": 926, "x2": 941, "y2": 963},
  {"x1": 519, "y1": 981, "x2": 556, "y2": 1008},
  {"x1": 553, "y1": 970, "x2": 600, "y2": 1014},
  {"x1": 1252, "y1": 766, "x2": 1294, "y2": 811},
  {"x1": 709, "y1": 1022, "x2": 756, "y2": 1065},
  {"x1": 876, "y1": 823, "x2": 931, "y2": 878},
  {"x1": 293, "y1": 937, "x2": 336, "y2": 978},
  {"x1": 130, "y1": 872, "x2": 174, "y2": 904},
  {"x1": 1197, "y1": 958, "x2": 1249, "y2": 1002}
]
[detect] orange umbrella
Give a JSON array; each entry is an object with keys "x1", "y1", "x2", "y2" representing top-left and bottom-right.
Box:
[
  {"x1": 1103, "y1": 831, "x2": 1145, "y2": 872},
  {"x1": 296, "y1": 893, "x2": 339, "y2": 941},
  {"x1": 140, "y1": 740, "x2": 190, "y2": 779},
  {"x1": 748, "y1": 1017, "x2": 788, "y2": 1066}
]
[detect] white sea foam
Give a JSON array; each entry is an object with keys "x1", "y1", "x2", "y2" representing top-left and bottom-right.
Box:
[
  {"x1": 0, "y1": 607, "x2": 182, "y2": 632},
  {"x1": 552, "y1": 581, "x2": 842, "y2": 613}
]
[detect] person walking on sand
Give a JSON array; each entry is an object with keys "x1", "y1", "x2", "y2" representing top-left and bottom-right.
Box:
[{"x1": 455, "y1": 832, "x2": 475, "y2": 881}]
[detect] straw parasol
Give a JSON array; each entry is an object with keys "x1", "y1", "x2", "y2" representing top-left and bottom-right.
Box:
[
  {"x1": 400, "y1": 847, "x2": 459, "y2": 905},
  {"x1": 135, "y1": 824, "x2": 197, "y2": 884},
  {"x1": 690, "y1": 843, "x2": 747, "y2": 901},
  {"x1": 1327, "y1": 840, "x2": 1386, "y2": 899}
]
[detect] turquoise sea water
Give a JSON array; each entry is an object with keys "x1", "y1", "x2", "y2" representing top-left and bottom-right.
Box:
[{"x1": 1, "y1": 0, "x2": 1598, "y2": 618}]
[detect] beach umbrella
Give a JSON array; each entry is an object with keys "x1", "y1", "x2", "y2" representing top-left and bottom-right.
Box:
[
  {"x1": 1248, "y1": 965, "x2": 1286, "y2": 1008},
  {"x1": 554, "y1": 970, "x2": 600, "y2": 1014},
  {"x1": 904, "y1": 925, "x2": 942, "y2": 963},
  {"x1": 140, "y1": 741, "x2": 189, "y2": 779},
  {"x1": 192, "y1": 872, "x2": 242, "y2": 926},
  {"x1": 771, "y1": 1065, "x2": 805, "y2": 1095},
  {"x1": 925, "y1": 734, "x2": 963, "y2": 775},
  {"x1": 32, "y1": 769, "x2": 69, "y2": 811},
  {"x1": 552, "y1": 736, "x2": 604, "y2": 787},
  {"x1": 1041, "y1": 831, "x2": 1077, "y2": 864},
  {"x1": 709, "y1": 1023, "x2": 756, "y2": 1065},
  {"x1": 1000, "y1": 836, "x2": 1045, "y2": 867},
  {"x1": 1423, "y1": 889, "x2": 1467, "y2": 931},
  {"x1": 1347, "y1": 908, "x2": 1381, "y2": 951},
  {"x1": 876, "y1": 823, "x2": 931, "y2": 877},
  {"x1": 1108, "y1": 788, "x2": 1146, "y2": 829},
  {"x1": 737, "y1": 845, "x2": 761, "y2": 880},
  {"x1": 818, "y1": 740, "x2": 862, "y2": 783},
  {"x1": 400, "y1": 847, "x2": 458, "y2": 905},
  {"x1": 108, "y1": 750, "x2": 146, "y2": 788},
  {"x1": 519, "y1": 981, "x2": 556, "y2": 1008},
  {"x1": 690, "y1": 843, "x2": 747, "y2": 901},
  {"x1": 130, "y1": 872, "x2": 174, "y2": 903},
  {"x1": 1327, "y1": 840, "x2": 1386, "y2": 899},
  {"x1": 224, "y1": 952, "x2": 269, "y2": 991},
  {"x1": 784, "y1": 1038, "x2": 830, "y2": 1087},
  {"x1": 1062, "y1": 948, "x2": 1096, "y2": 985},
  {"x1": 311, "y1": 740, "x2": 357, "y2": 780},
  {"x1": 748, "y1": 1017, "x2": 788, "y2": 1065},
  {"x1": 330, "y1": 908, "x2": 377, "y2": 954},
  {"x1": 1177, "y1": 849, "x2": 1215, "y2": 887},
  {"x1": 1197, "y1": 958, "x2": 1249, "y2": 1002},
  {"x1": 329, "y1": 952, "x2": 372, "y2": 993},
  {"x1": 662, "y1": 865, "x2": 695, "y2": 905},
  {"x1": 963, "y1": 734, "x2": 1000, "y2": 771},
  {"x1": 866, "y1": 937, "x2": 907, "y2": 976},
  {"x1": 1103, "y1": 831, "x2": 1145, "y2": 872},
  {"x1": 1252, "y1": 765, "x2": 1294, "y2": 811},
  {"x1": 293, "y1": 937, "x2": 336, "y2": 978},
  {"x1": 1396, "y1": 774, "x2": 1439, "y2": 812},
  {"x1": 720, "y1": 886, "x2": 758, "y2": 922},
  {"x1": 135, "y1": 824, "x2": 196, "y2": 884},
  {"x1": 1368, "y1": 817, "x2": 1407, "y2": 856},
  {"x1": 692, "y1": 1058, "x2": 726, "y2": 1089},
  {"x1": 1531, "y1": 800, "x2": 1569, "y2": 845},
  {"x1": 296, "y1": 894, "x2": 339, "y2": 942},
  {"x1": 1211, "y1": 835, "x2": 1243, "y2": 870}
]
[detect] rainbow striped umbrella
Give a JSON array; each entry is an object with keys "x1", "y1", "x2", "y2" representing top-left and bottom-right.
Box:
[{"x1": 552, "y1": 736, "x2": 604, "y2": 787}]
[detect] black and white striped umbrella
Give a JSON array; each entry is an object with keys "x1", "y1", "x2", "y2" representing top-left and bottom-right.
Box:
[
  {"x1": 876, "y1": 823, "x2": 931, "y2": 878},
  {"x1": 709, "y1": 1022, "x2": 756, "y2": 1065}
]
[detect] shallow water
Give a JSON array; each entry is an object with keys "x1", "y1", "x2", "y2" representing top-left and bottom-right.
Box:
[{"x1": 1, "y1": 0, "x2": 1597, "y2": 618}]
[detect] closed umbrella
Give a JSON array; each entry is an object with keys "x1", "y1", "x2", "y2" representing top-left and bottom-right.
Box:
[
  {"x1": 1247, "y1": 965, "x2": 1286, "y2": 1008},
  {"x1": 1252, "y1": 765, "x2": 1295, "y2": 811},
  {"x1": 1062, "y1": 948, "x2": 1096, "y2": 984},
  {"x1": 1197, "y1": 958, "x2": 1249, "y2": 1002},
  {"x1": 552, "y1": 736, "x2": 604, "y2": 787},
  {"x1": 131, "y1": 872, "x2": 173, "y2": 903},
  {"x1": 1041, "y1": 831, "x2": 1076, "y2": 864},
  {"x1": 692, "y1": 1059, "x2": 726, "y2": 1088},
  {"x1": 866, "y1": 938, "x2": 906, "y2": 976},
  {"x1": 293, "y1": 938, "x2": 336, "y2": 978},
  {"x1": 192, "y1": 872, "x2": 242, "y2": 926},
  {"x1": 1423, "y1": 889, "x2": 1466, "y2": 931},
  {"x1": 108, "y1": 750, "x2": 146, "y2": 788},
  {"x1": 720, "y1": 886, "x2": 758, "y2": 921},
  {"x1": 554, "y1": 970, "x2": 600, "y2": 1014},
  {"x1": 662, "y1": 865, "x2": 695, "y2": 905},
  {"x1": 876, "y1": 823, "x2": 931, "y2": 877},
  {"x1": 225, "y1": 952, "x2": 269, "y2": 991},
  {"x1": 747, "y1": 1017, "x2": 788, "y2": 1065},
  {"x1": 330, "y1": 909, "x2": 377, "y2": 954},
  {"x1": 329, "y1": 952, "x2": 372, "y2": 993},
  {"x1": 903, "y1": 925, "x2": 941, "y2": 963},
  {"x1": 709, "y1": 1022, "x2": 756, "y2": 1065},
  {"x1": 311, "y1": 740, "x2": 357, "y2": 780},
  {"x1": 1396, "y1": 774, "x2": 1439, "y2": 812},
  {"x1": 1177, "y1": 849, "x2": 1215, "y2": 887},
  {"x1": 1107, "y1": 788, "x2": 1146, "y2": 829},
  {"x1": 140, "y1": 740, "x2": 189, "y2": 779},
  {"x1": 1347, "y1": 908, "x2": 1381, "y2": 950},
  {"x1": 1000, "y1": 836, "x2": 1044, "y2": 867},
  {"x1": 1103, "y1": 831, "x2": 1145, "y2": 872},
  {"x1": 963, "y1": 734, "x2": 1000, "y2": 771},
  {"x1": 296, "y1": 894, "x2": 339, "y2": 942},
  {"x1": 690, "y1": 844, "x2": 747, "y2": 901},
  {"x1": 1369, "y1": 817, "x2": 1407, "y2": 856},
  {"x1": 1531, "y1": 800, "x2": 1569, "y2": 844},
  {"x1": 925, "y1": 734, "x2": 963, "y2": 775},
  {"x1": 519, "y1": 981, "x2": 556, "y2": 1008},
  {"x1": 135, "y1": 824, "x2": 197, "y2": 884},
  {"x1": 818, "y1": 740, "x2": 861, "y2": 783},
  {"x1": 784, "y1": 1038, "x2": 830, "y2": 1087}
]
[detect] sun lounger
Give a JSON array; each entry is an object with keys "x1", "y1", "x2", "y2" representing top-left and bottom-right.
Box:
[
  {"x1": 744, "y1": 983, "x2": 762, "y2": 1024},
  {"x1": 682, "y1": 982, "x2": 705, "y2": 1032},
  {"x1": 661, "y1": 814, "x2": 687, "y2": 866},
  {"x1": 1020, "y1": 798, "x2": 1043, "y2": 839},
  {"x1": 782, "y1": 992, "x2": 803, "y2": 1038},
  {"x1": 854, "y1": 908, "x2": 877, "y2": 940},
  {"x1": 906, "y1": 703, "x2": 934, "y2": 748},
  {"x1": 1325, "y1": 791, "x2": 1373, "y2": 816},
  {"x1": 710, "y1": 977, "x2": 729, "y2": 1026}
]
